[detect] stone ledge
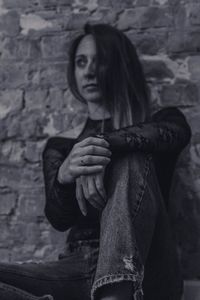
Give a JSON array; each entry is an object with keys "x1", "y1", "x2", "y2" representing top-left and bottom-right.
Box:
[{"x1": 184, "y1": 280, "x2": 200, "y2": 300}]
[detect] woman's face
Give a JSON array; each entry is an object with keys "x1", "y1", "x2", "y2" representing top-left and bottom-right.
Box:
[{"x1": 74, "y1": 34, "x2": 101, "y2": 103}]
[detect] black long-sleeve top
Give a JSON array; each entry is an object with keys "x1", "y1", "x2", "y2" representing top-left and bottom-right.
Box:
[{"x1": 42, "y1": 107, "x2": 191, "y2": 235}]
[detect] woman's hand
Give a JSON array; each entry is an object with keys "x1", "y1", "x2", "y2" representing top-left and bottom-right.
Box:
[
  {"x1": 57, "y1": 137, "x2": 111, "y2": 184},
  {"x1": 76, "y1": 170, "x2": 107, "y2": 216}
]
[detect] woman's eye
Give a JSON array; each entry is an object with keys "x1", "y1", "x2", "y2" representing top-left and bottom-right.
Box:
[{"x1": 76, "y1": 58, "x2": 86, "y2": 68}]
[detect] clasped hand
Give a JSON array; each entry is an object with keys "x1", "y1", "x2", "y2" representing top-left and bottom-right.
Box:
[{"x1": 58, "y1": 137, "x2": 111, "y2": 216}]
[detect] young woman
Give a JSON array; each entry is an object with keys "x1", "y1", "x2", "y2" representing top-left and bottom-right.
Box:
[{"x1": 0, "y1": 23, "x2": 191, "y2": 300}]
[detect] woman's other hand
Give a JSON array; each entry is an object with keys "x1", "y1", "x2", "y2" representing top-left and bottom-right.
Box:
[
  {"x1": 57, "y1": 137, "x2": 111, "y2": 184},
  {"x1": 76, "y1": 170, "x2": 107, "y2": 216}
]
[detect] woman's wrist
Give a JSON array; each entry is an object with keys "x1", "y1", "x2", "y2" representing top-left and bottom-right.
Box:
[{"x1": 57, "y1": 164, "x2": 74, "y2": 184}]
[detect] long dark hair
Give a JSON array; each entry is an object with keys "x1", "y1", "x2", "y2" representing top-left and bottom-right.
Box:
[{"x1": 67, "y1": 23, "x2": 150, "y2": 129}]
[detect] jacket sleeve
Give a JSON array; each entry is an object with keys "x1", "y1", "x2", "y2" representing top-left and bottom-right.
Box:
[
  {"x1": 42, "y1": 138, "x2": 82, "y2": 231},
  {"x1": 98, "y1": 107, "x2": 191, "y2": 154}
]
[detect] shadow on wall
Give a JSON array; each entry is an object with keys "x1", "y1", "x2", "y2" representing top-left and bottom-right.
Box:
[{"x1": 169, "y1": 106, "x2": 200, "y2": 281}]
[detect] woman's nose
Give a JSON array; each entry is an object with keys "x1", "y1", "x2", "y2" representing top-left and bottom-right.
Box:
[{"x1": 85, "y1": 60, "x2": 96, "y2": 78}]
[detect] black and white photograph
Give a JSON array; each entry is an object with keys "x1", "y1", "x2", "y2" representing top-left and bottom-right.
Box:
[{"x1": 0, "y1": 0, "x2": 199, "y2": 299}]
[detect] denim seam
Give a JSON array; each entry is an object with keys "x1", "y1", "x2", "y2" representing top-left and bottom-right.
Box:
[
  {"x1": 132, "y1": 154, "x2": 152, "y2": 224},
  {"x1": 91, "y1": 271, "x2": 144, "y2": 300}
]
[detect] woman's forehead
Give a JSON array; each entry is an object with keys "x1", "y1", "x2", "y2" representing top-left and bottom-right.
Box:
[{"x1": 75, "y1": 34, "x2": 96, "y2": 57}]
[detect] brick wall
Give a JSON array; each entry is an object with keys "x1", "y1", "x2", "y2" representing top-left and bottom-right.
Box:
[{"x1": 0, "y1": 0, "x2": 199, "y2": 280}]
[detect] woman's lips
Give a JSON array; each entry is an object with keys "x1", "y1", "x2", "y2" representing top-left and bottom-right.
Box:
[
  {"x1": 83, "y1": 84, "x2": 98, "y2": 91},
  {"x1": 83, "y1": 84, "x2": 98, "y2": 88}
]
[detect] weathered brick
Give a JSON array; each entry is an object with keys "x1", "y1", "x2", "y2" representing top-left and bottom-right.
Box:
[
  {"x1": 39, "y1": 0, "x2": 72, "y2": 7},
  {"x1": 0, "y1": 10, "x2": 20, "y2": 37},
  {"x1": 25, "y1": 88, "x2": 48, "y2": 110},
  {"x1": 63, "y1": 12, "x2": 90, "y2": 30},
  {"x1": 72, "y1": 0, "x2": 98, "y2": 12},
  {"x1": 47, "y1": 88, "x2": 65, "y2": 110},
  {"x1": 168, "y1": 30, "x2": 200, "y2": 54},
  {"x1": 18, "y1": 189, "x2": 45, "y2": 219},
  {"x1": 1, "y1": 141, "x2": 24, "y2": 164},
  {"x1": 42, "y1": 111, "x2": 72, "y2": 136},
  {"x1": 20, "y1": 165, "x2": 44, "y2": 187},
  {"x1": 136, "y1": 0, "x2": 153, "y2": 5},
  {"x1": 28, "y1": 39, "x2": 42, "y2": 59},
  {"x1": 153, "y1": 0, "x2": 169, "y2": 5},
  {"x1": 0, "y1": 164, "x2": 43, "y2": 190},
  {"x1": 173, "y1": 5, "x2": 186, "y2": 29},
  {"x1": 19, "y1": 110, "x2": 48, "y2": 138},
  {"x1": 5, "y1": 114, "x2": 21, "y2": 138},
  {"x1": 89, "y1": 7, "x2": 117, "y2": 24},
  {"x1": 0, "y1": 89, "x2": 23, "y2": 118},
  {"x1": 0, "y1": 248, "x2": 11, "y2": 262},
  {"x1": 0, "y1": 192, "x2": 17, "y2": 215},
  {"x1": 187, "y1": 4, "x2": 200, "y2": 26},
  {"x1": 188, "y1": 56, "x2": 200, "y2": 81},
  {"x1": 127, "y1": 30, "x2": 168, "y2": 55},
  {"x1": 29, "y1": 63, "x2": 68, "y2": 88},
  {"x1": 117, "y1": 7, "x2": 172, "y2": 30},
  {"x1": 0, "y1": 166, "x2": 22, "y2": 189},
  {"x1": 98, "y1": 0, "x2": 136, "y2": 9},
  {"x1": 142, "y1": 59, "x2": 174, "y2": 80},
  {"x1": 0, "y1": 37, "x2": 30, "y2": 60},
  {"x1": 2, "y1": 0, "x2": 39, "y2": 10},
  {"x1": 0, "y1": 63, "x2": 28, "y2": 88},
  {"x1": 0, "y1": 219, "x2": 12, "y2": 246},
  {"x1": 0, "y1": 119, "x2": 7, "y2": 140},
  {"x1": 24, "y1": 140, "x2": 45, "y2": 163},
  {"x1": 20, "y1": 13, "x2": 54, "y2": 35},
  {"x1": 160, "y1": 81, "x2": 199, "y2": 106},
  {"x1": 9, "y1": 221, "x2": 41, "y2": 249},
  {"x1": 41, "y1": 34, "x2": 69, "y2": 58}
]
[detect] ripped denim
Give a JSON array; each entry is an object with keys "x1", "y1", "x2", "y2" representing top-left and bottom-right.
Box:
[
  {"x1": 91, "y1": 152, "x2": 183, "y2": 300},
  {"x1": 0, "y1": 152, "x2": 183, "y2": 300}
]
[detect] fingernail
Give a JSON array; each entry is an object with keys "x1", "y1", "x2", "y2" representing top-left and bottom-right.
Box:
[
  {"x1": 105, "y1": 142, "x2": 110, "y2": 147},
  {"x1": 83, "y1": 210, "x2": 87, "y2": 216}
]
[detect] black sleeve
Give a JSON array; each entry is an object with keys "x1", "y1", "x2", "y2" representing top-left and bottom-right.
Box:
[
  {"x1": 98, "y1": 107, "x2": 191, "y2": 154},
  {"x1": 42, "y1": 137, "x2": 82, "y2": 231}
]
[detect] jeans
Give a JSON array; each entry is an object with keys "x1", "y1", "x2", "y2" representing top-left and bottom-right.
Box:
[{"x1": 0, "y1": 152, "x2": 183, "y2": 299}]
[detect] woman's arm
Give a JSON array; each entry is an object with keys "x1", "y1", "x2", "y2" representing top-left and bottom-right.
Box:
[
  {"x1": 42, "y1": 137, "x2": 82, "y2": 231},
  {"x1": 98, "y1": 107, "x2": 191, "y2": 154},
  {"x1": 42, "y1": 136, "x2": 111, "y2": 229}
]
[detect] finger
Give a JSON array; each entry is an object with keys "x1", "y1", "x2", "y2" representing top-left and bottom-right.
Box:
[
  {"x1": 88, "y1": 198, "x2": 104, "y2": 211},
  {"x1": 80, "y1": 176, "x2": 89, "y2": 200},
  {"x1": 87, "y1": 176, "x2": 105, "y2": 210},
  {"x1": 77, "y1": 145, "x2": 112, "y2": 157},
  {"x1": 78, "y1": 155, "x2": 111, "y2": 166},
  {"x1": 73, "y1": 165, "x2": 104, "y2": 177},
  {"x1": 94, "y1": 174, "x2": 107, "y2": 202},
  {"x1": 76, "y1": 178, "x2": 87, "y2": 216},
  {"x1": 77, "y1": 137, "x2": 109, "y2": 148}
]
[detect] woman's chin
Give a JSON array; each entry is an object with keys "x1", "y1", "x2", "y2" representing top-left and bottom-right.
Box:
[{"x1": 84, "y1": 94, "x2": 102, "y2": 103}]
